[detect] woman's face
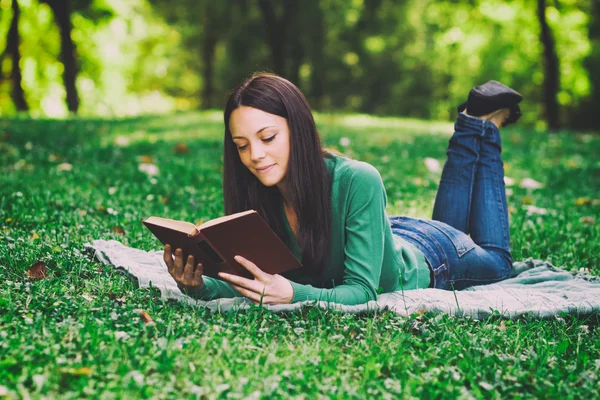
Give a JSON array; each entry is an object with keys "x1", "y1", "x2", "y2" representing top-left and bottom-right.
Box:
[{"x1": 229, "y1": 106, "x2": 291, "y2": 190}]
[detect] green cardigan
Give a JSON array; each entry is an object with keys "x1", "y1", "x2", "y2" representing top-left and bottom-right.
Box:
[{"x1": 192, "y1": 152, "x2": 431, "y2": 305}]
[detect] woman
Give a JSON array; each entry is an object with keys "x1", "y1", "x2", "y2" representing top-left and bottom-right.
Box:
[{"x1": 163, "y1": 73, "x2": 522, "y2": 306}]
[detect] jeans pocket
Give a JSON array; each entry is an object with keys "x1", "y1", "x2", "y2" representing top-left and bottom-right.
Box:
[{"x1": 420, "y1": 220, "x2": 476, "y2": 258}]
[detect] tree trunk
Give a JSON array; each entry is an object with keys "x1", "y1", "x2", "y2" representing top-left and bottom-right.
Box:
[
  {"x1": 44, "y1": 0, "x2": 79, "y2": 113},
  {"x1": 309, "y1": 0, "x2": 325, "y2": 109},
  {"x1": 258, "y1": 0, "x2": 297, "y2": 76},
  {"x1": 537, "y1": 0, "x2": 560, "y2": 131},
  {"x1": 1, "y1": 0, "x2": 28, "y2": 111}
]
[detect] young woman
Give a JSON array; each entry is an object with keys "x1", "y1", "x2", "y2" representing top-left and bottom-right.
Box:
[{"x1": 163, "y1": 73, "x2": 522, "y2": 306}]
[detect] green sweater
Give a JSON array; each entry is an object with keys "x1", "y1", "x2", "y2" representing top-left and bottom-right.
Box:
[{"x1": 193, "y1": 152, "x2": 431, "y2": 305}]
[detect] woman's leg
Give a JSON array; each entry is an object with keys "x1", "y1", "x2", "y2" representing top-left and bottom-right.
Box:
[
  {"x1": 432, "y1": 112, "x2": 511, "y2": 259},
  {"x1": 426, "y1": 112, "x2": 513, "y2": 287}
]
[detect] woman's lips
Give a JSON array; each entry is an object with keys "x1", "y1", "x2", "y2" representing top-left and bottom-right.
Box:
[{"x1": 256, "y1": 164, "x2": 275, "y2": 174}]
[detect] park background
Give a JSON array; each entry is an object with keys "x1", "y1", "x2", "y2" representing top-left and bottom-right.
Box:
[{"x1": 1, "y1": 0, "x2": 599, "y2": 132}]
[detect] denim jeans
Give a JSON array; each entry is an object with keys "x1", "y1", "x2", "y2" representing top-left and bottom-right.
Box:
[{"x1": 390, "y1": 113, "x2": 513, "y2": 290}]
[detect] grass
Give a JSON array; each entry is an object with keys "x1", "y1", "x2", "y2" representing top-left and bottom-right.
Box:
[{"x1": 1, "y1": 112, "x2": 599, "y2": 398}]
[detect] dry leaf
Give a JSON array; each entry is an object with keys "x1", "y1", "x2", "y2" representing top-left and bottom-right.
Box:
[
  {"x1": 60, "y1": 367, "x2": 93, "y2": 376},
  {"x1": 98, "y1": 205, "x2": 106, "y2": 213},
  {"x1": 498, "y1": 321, "x2": 507, "y2": 331},
  {"x1": 160, "y1": 196, "x2": 169, "y2": 204},
  {"x1": 575, "y1": 197, "x2": 591, "y2": 206},
  {"x1": 81, "y1": 293, "x2": 94, "y2": 302},
  {"x1": 111, "y1": 226, "x2": 125, "y2": 235},
  {"x1": 579, "y1": 216, "x2": 596, "y2": 226},
  {"x1": 31, "y1": 232, "x2": 39, "y2": 240},
  {"x1": 140, "y1": 310, "x2": 155, "y2": 326},
  {"x1": 26, "y1": 261, "x2": 48, "y2": 279},
  {"x1": 56, "y1": 163, "x2": 73, "y2": 172},
  {"x1": 174, "y1": 143, "x2": 190, "y2": 154},
  {"x1": 138, "y1": 155, "x2": 154, "y2": 163},
  {"x1": 521, "y1": 196, "x2": 534, "y2": 205}
]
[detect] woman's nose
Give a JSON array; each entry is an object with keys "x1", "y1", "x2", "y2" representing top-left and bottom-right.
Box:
[{"x1": 250, "y1": 144, "x2": 266, "y2": 161}]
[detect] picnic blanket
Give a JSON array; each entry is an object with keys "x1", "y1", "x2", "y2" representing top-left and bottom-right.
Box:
[{"x1": 85, "y1": 239, "x2": 600, "y2": 319}]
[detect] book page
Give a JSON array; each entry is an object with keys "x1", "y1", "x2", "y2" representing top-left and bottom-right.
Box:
[
  {"x1": 144, "y1": 217, "x2": 197, "y2": 234},
  {"x1": 197, "y1": 210, "x2": 256, "y2": 229}
]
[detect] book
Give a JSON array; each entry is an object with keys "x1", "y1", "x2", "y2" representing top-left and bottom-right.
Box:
[{"x1": 143, "y1": 210, "x2": 302, "y2": 280}]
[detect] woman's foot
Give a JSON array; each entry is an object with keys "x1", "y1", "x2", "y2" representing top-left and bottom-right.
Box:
[
  {"x1": 462, "y1": 107, "x2": 511, "y2": 129},
  {"x1": 458, "y1": 80, "x2": 522, "y2": 126}
]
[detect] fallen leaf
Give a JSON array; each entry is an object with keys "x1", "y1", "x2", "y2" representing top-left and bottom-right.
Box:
[
  {"x1": 498, "y1": 321, "x2": 507, "y2": 331},
  {"x1": 26, "y1": 261, "x2": 48, "y2": 279},
  {"x1": 574, "y1": 197, "x2": 591, "y2": 206},
  {"x1": 174, "y1": 143, "x2": 190, "y2": 154},
  {"x1": 138, "y1": 155, "x2": 154, "y2": 163},
  {"x1": 81, "y1": 293, "x2": 94, "y2": 302},
  {"x1": 521, "y1": 196, "x2": 534, "y2": 205},
  {"x1": 520, "y1": 178, "x2": 544, "y2": 189},
  {"x1": 98, "y1": 205, "x2": 106, "y2": 213},
  {"x1": 56, "y1": 163, "x2": 73, "y2": 172},
  {"x1": 140, "y1": 310, "x2": 155, "y2": 326},
  {"x1": 111, "y1": 226, "x2": 125, "y2": 235},
  {"x1": 161, "y1": 196, "x2": 169, "y2": 204},
  {"x1": 31, "y1": 232, "x2": 39, "y2": 240},
  {"x1": 579, "y1": 216, "x2": 596, "y2": 226},
  {"x1": 60, "y1": 367, "x2": 93, "y2": 376}
]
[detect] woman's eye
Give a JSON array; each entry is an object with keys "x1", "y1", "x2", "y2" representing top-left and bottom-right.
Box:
[
  {"x1": 263, "y1": 135, "x2": 276, "y2": 143},
  {"x1": 237, "y1": 145, "x2": 248, "y2": 151}
]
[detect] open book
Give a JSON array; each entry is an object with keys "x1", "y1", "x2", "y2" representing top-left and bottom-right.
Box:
[{"x1": 143, "y1": 210, "x2": 302, "y2": 279}]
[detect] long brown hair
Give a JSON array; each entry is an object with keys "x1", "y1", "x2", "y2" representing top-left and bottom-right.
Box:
[{"x1": 223, "y1": 73, "x2": 331, "y2": 274}]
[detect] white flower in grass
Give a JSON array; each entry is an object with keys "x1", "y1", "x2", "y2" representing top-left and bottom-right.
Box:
[
  {"x1": 146, "y1": 194, "x2": 155, "y2": 201},
  {"x1": 107, "y1": 207, "x2": 118, "y2": 215},
  {"x1": 56, "y1": 163, "x2": 73, "y2": 172},
  {"x1": 339, "y1": 137, "x2": 351, "y2": 147},
  {"x1": 150, "y1": 178, "x2": 157, "y2": 185},
  {"x1": 114, "y1": 136, "x2": 129, "y2": 147},
  {"x1": 525, "y1": 205, "x2": 549, "y2": 216},
  {"x1": 504, "y1": 176, "x2": 516, "y2": 186},
  {"x1": 424, "y1": 157, "x2": 441, "y2": 173},
  {"x1": 108, "y1": 187, "x2": 117, "y2": 195},
  {"x1": 520, "y1": 178, "x2": 544, "y2": 189},
  {"x1": 114, "y1": 331, "x2": 129, "y2": 340},
  {"x1": 138, "y1": 163, "x2": 159, "y2": 176}
]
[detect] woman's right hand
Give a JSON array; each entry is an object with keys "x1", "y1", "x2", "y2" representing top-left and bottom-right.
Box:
[{"x1": 163, "y1": 244, "x2": 205, "y2": 296}]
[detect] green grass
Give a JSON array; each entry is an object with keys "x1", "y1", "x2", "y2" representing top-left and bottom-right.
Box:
[{"x1": 1, "y1": 112, "x2": 599, "y2": 398}]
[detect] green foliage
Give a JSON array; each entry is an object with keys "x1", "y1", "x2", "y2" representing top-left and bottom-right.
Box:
[
  {"x1": 0, "y1": 0, "x2": 598, "y2": 129},
  {"x1": 0, "y1": 113, "x2": 599, "y2": 397}
]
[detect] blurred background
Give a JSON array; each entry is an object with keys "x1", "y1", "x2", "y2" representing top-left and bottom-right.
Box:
[{"x1": 0, "y1": 0, "x2": 598, "y2": 131}]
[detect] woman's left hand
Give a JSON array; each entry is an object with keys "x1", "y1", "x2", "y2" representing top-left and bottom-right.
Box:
[{"x1": 217, "y1": 255, "x2": 294, "y2": 305}]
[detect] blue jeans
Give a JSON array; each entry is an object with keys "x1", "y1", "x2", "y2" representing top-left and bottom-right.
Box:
[{"x1": 390, "y1": 113, "x2": 513, "y2": 290}]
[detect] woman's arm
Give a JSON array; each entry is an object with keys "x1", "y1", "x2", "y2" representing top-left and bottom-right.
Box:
[{"x1": 290, "y1": 163, "x2": 388, "y2": 305}]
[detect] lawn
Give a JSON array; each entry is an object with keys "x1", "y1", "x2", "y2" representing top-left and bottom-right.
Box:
[{"x1": 0, "y1": 112, "x2": 599, "y2": 398}]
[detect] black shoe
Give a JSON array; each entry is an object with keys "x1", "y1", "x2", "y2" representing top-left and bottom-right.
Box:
[{"x1": 457, "y1": 80, "x2": 523, "y2": 125}]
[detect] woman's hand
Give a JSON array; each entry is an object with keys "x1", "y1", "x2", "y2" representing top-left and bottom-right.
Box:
[
  {"x1": 217, "y1": 255, "x2": 294, "y2": 305},
  {"x1": 163, "y1": 244, "x2": 205, "y2": 296}
]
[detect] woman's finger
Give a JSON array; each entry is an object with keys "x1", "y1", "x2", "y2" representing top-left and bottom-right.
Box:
[
  {"x1": 218, "y1": 272, "x2": 266, "y2": 294},
  {"x1": 193, "y1": 264, "x2": 203, "y2": 283},
  {"x1": 182, "y1": 255, "x2": 196, "y2": 283},
  {"x1": 229, "y1": 283, "x2": 267, "y2": 304},
  {"x1": 173, "y1": 248, "x2": 185, "y2": 276},
  {"x1": 234, "y1": 255, "x2": 268, "y2": 280},
  {"x1": 163, "y1": 244, "x2": 174, "y2": 270}
]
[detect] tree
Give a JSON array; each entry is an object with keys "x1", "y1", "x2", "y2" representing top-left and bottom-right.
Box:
[
  {"x1": 537, "y1": 0, "x2": 560, "y2": 131},
  {"x1": 257, "y1": 0, "x2": 298, "y2": 77},
  {"x1": 0, "y1": 0, "x2": 28, "y2": 111},
  {"x1": 41, "y1": 0, "x2": 80, "y2": 113}
]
